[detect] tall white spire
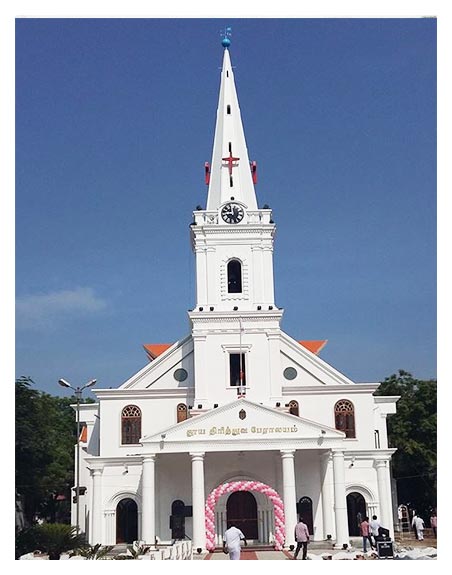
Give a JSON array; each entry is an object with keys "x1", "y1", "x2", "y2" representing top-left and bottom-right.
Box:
[{"x1": 206, "y1": 45, "x2": 258, "y2": 211}]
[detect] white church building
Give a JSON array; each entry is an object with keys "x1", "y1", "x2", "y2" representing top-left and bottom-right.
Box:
[{"x1": 74, "y1": 36, "x2": 399, "y2": 552}]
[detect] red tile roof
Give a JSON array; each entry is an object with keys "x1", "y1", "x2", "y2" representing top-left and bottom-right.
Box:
[
  {"x1": 143, "y1": 343, "x2": 172, "y2": 360},
  {"x1": 79, "y1": 425, "x2": 88, "y2": 443},
  {"x1": 144, "y1": 340, "x2": 327, "y2": 360},
  {"x1": 299, "y1": 340, "x2": 328, "y2": 354}
]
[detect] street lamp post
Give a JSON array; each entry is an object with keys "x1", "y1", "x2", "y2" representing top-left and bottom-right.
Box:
[{"x1": 58, "y1": 377, "x2": 97, "y2": 535}]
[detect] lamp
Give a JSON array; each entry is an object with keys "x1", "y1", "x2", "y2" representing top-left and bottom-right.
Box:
[{"x1": 58, "y1": 377, "x2": 97, "y2": 535}]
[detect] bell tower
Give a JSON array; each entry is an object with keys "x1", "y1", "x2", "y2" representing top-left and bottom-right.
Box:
[{"x1": 189, "y1": 34, "x2": 284, "y2": 408}]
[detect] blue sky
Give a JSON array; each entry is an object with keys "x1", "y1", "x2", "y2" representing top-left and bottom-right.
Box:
[{"x1": 15, "y1": 17, "x2": 437, "y2": 398}]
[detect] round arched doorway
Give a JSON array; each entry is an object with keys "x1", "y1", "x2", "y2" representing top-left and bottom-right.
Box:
[
  {"x1": 346, "y1": 492, "x2": 367, "y2": 536},
  {"x1": 116, "y1": 498, "x2": 138, "y2": 543},
  {"x1": 297, "y1": 496, "x2": 314, "y2": 535},
  {"x1": 226, "y1": 491, "x2": 258, "y2": 539}
]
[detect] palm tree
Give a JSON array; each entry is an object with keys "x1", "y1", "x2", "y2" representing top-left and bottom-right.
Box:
[
  {"x1": 74, "y1": 543, "x2": 113, "y2": 560},
  {"x1": 32, "y1": 523, "x2": 86, "y2": 560}
]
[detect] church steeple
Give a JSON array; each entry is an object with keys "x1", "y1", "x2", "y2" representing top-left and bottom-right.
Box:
[
  {"x1": 190, "y1": 35, "x2": 277, "y2": 315},
  {"x1": 205, "y1": 40, "x2": 258, "y2": 211}
]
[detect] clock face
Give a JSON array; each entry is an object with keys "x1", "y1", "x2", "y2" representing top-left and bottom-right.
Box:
[{"x1": 221, "y1": 202, "x2": 245, "y2": 224}]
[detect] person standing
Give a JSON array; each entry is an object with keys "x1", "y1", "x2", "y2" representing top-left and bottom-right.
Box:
[
  {"x1": 293, "y1": 517, "x2": 310, "y2": 560},
  {"x1": 359, "y1": 516, "x2": 374, "y2": 552},
  {"x1": 223, "y1": 525, "x2": 247, "y2": 560},
  {"x1": 369, "y1": 515, "x2": 381, "y2": 547},
  {"x1": 430, "y1": 512, "x2": 437, "y2": 538},
  {"x1": 414, "y1": 515, "x2": 425, "y2": 541},
  {"x1": 411, "y1": 513, "x2": 418, "y2": 540}
]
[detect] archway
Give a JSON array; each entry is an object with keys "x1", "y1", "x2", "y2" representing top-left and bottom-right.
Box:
[
  {"x1": 226, "y1": 491, "x2": 258, "y2": 539},
  {"x1": 297, "y1": 496, "x2": 313, "y2": 535},
  {"x1": 346, "y1": 492, "x2": 367, "y2": 536},
  {"x1": 205, "y1": 480, "x2": 285, "y2": 551},
  {"x1": 170, "y1": 499, "x2": 186, "y2": 540},
  {"x1": 116, "y1": 497, "x2": 138, "y2": 543}
]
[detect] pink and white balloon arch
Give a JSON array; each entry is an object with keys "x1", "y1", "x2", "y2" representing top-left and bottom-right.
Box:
[{"x1": 205, "y1": 480, "x2": 285, "y2": 551}]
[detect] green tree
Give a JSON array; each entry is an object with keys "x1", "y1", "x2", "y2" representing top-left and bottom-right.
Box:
[
  {"x1": 15, "y1": 377, "x2": 94, "y2": 524},
  {"x1": 376, "y1": 370, "x2": 437, "y2": 518}
]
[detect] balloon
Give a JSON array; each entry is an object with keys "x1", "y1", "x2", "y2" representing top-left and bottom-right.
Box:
[{"x1": 204, "y1": 481, "x2": 285, "y2": 551}]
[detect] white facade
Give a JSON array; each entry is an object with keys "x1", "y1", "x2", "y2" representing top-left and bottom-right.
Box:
[{"x1": 74, "y1": 41, "x2": 399, "y2": 551}]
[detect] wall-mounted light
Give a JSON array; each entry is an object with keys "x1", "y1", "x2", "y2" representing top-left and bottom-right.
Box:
[
  {"x1": 210, "y1": 306, "x2": 214, "y2": 311},
  {"x1": 197, "y1": 404, "x2": 202, "y2": 409},
  {"x1": 257, "y1": 305, "x2": 261, "y2": 310},
  {"x1": 214, "y1": 404, "x2": 218, "y2": 408},
  {"x1": 199, "y1": 307, "x2": 203, "y2": 311},
  {"x1": 268, "y1": 305, "x2": 273, "y2": 310},
  {"x1": 233, "y1": 306, "x2": 238, "y2": 311},
  {"x1": 276, "y1": 402, "x2": 280, "y2": 407}
]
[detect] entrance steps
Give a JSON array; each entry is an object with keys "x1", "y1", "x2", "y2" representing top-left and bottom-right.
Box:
[{"x1": 104, "y1": 544, "x2": 129, "y2": 557}]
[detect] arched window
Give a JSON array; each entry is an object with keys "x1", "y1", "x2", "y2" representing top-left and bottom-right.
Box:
[
  {"x1": 121, "y1": 405, "x2": 141, "y2": 444},
  {"x1": 177, "y1": 403, "x2": 188, "y2": 423},
  {"x1": 227, "y1": 259, "x2": 242, "y2": 293},
  {"x1": 334, "y1": 399, "x2": 355, "y2": 438},
  {"x1": 288, "y1": 400, "x2": 299, "y2": 417}
]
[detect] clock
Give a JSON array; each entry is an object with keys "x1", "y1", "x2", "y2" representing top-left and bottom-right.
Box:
[{"x1": 221, "y1": 202, "x2": 245, "y2": 224}]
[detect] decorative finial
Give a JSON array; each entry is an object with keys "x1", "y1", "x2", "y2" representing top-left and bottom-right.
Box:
[{"x1": 221, "y1": 26, "x2": 232, "y2": 48}]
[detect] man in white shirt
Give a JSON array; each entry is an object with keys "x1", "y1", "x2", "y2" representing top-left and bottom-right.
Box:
[
  {"x1": 369, "y1": 515, "x2": 381, "y2": 546},
  {"x1": 413, "y1": 515, "x2": 425, "y2": 540},
  {"x1": 223, "y1": 525, "x2": 247, "y2": 560}
]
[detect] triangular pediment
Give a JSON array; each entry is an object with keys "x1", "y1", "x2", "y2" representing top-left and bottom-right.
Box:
[
  {"x1": 118, "y1": 335, "x2": 194, "y2": 390},
  {"x1": 280, "y1": 331, "x2": 356, "y2": 386},
  {"x1": 141, "y1": 398, "x2": 345, "y2": 451}
]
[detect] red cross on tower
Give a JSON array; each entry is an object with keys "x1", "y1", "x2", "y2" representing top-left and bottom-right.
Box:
[{"x1": 222, "y1": 151, "x2": 240, "y2": 175}]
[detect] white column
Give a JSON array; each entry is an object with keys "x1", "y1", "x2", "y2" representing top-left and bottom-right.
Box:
[
  {"x1": 321, "y1": 451, "x2": 335, "y2": 540},
  {"x1": 141, "y1": 454, "x2": 156, "y2": 544},
  {"x1": 252, "y1": 246, "x2": 264, "y2": 303},
  {"x1": 268, "y1": 332, "x2": 282, "y2": 401},
  {"x1": 104, "y1": 510, "x2": 115, "y2": 545},
  {"x1": 262, "y1": 245, "x2": 275, "y2": 304},
  {"x1": 195, "y1": 247, "x2": 208, "y2": 306},
  {"x1": 90, "y1": 467, "x2": 103, "y2": 544},
  {"x1": 206, "y1": 247, "x2": 216, "y2": 303},
  {"x1": 332, "y1": 450, "x2": 349, "y2": 548},
  {"x1": 263, "y1": 509, "x2": 269, "y2": 543},
  {"x1": 375, "y1": 459, "x2": 393, "y2": 537},
  {"x1": 281, "y1": 449, "x2": 297, "y2": 548},
  {"x1": 191, "y1": 452, "x2": 206, "y2": 551},
  {"x1": 193, "y1": 334, "x2": 208, "y2": 405}
]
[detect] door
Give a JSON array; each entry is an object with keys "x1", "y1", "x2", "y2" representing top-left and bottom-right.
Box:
[
  {"x1": 116, "y1": 498, "x2": 138, "y2": 543},
  {"x1": 297, "y1": 496, "x2": 314, "y2": 536},
  {"x1": 226, "y1": 491, "x2": 258, "y2": 540},
  {"x1": 346, "y1": 492, "x2": 367, "y2": 536}
]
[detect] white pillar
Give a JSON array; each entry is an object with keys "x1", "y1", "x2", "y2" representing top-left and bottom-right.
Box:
[
  {"x1": 252, "y1": 246, "x2": 264, "y2": 303},
  {"x1": 332, "y1": 450, "x2": 349, "y2": 548},
  {"x1": 262, "y1": 245, "x2": 275, "y2": 304},
  {"x1": 375, "y1": 459, "x2": 393, "y2": 537},
  {"x1": 321, "y1": 451, "x2": 335, "y2": 540},
  {"x1": 206, "y1": 247, "x2": 216, "y2": 303},
  {"x1": 90, "y1": 467, "x2": 103, "y2": 544},
  {"x1": 269, "y1": 333, "x2": 282, "y2": 401},
  {"x1": 193, "y1": 334, "x2": 208, "y2": 405},
  {"x1": 195, "y1": 247, "x2": 208, "y2": 306},
  {"x1": 141, "y1": 454, "x2": 156, "y2": 544},
  {"x1": 281, "y1": 449, "x2": 297, "y2": 548},
  {"x1": 191, "y1": 452, "x2": 206, "y2": 551}
]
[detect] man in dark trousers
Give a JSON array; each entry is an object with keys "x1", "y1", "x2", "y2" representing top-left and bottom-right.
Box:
[{"x1": 293, "y1": 517, "x2": 310, "y2": 560}]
